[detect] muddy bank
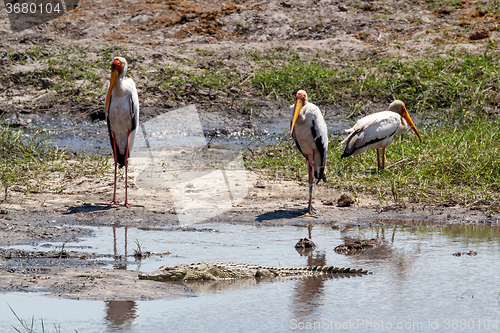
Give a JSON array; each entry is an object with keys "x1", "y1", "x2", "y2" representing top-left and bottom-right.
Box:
[{"x1": 0, "y1": 265, "x2": 193, "y2": 300}]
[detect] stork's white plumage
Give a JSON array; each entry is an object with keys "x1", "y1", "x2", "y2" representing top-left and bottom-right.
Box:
[
  {"x1": 341, "y1": 100, "x2": 421, "y2": 170},
  {"x1": 290, "y1": 90, "x2": 329, "y2": 215},
  {"x1": 104, "y1": 57, "x2": 139, "y2": 206}
]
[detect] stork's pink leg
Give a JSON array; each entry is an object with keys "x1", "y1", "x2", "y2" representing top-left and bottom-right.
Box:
[
  {"x1": 381, "y1": 147, "x2": 386, "y2": 170},
  {"x1": 307, "y1": 150, "x2": 315, "y2": 215},
  {"x1": 124, "y1": 130, "x2": 131, "y2": 207},
  {"x1": 376, "y1": 149, "x2": 381, "y2": 171},
  {"x1": 110, "y1": 133, "x2": 118, "y2": 205}
]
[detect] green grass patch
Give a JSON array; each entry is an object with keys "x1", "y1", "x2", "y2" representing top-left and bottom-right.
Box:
[
  {"x1": 245, "y1": 116, "x2": 500, "y2": 208},
  {"x1": 0, "y1": 125, "x2": 108, "y2": 197},
  {"x1": 252, "y1": 51, "x2": 500, "y2": 118}
]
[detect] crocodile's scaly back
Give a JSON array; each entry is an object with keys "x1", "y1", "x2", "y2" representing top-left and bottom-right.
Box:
[{"x1": 138, "y1": 261, "x2": 369, "y2": 282}]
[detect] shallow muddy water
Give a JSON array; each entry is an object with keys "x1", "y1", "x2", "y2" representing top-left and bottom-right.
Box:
[
  {"x1": 34, "y1": 104, "x2": 349, "y2": 154},
  {"x1": 1, "y1": 221, "x2": 500, "y2": 332}
]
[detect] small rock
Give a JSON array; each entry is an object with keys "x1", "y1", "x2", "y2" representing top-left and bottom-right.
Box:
[
  {"x1": 467, "y1": 251, "x2": 477, "y2": 256},
  {"x1": 11, "y1": 64, "x2": 37, "y2": 77},
  {"x1": 469, "y1": 28, "x2": 490, "y2": 41},
  {"x1": 255, "y1": 180, "x2": 266, "y2": 188},
  {"x1": 434, "y1": 7, "x2": 453, "y2": 15},
  {"x1": 33, "y1": 93, "x2": 53, "y2": 105},
  {"x1": 361, "y1": 3, "x2": 376, "y2": 11},
  {"x1": 40, "y1": 77, "x2": 55, "y2": 89},
  {"x1": 178, "y1": 15, "x2": 188, "y2": 25},
  {"x1": 452, "y1": 252, "x2": 464, "y2": 256},
  {"x1": 337, "y1": 194, "x2": 354, "y2": 207},
  {"x1": 334, "y1": 238, "x2": 382, "y2": 255},
  {"x1": 338, "y1": 4, "x2": 348, "y2": 12},
  {"x1": 295, "y1": 238, "x2": 316, "y2": 249}
]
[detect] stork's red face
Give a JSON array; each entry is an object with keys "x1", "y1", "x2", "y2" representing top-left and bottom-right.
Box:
[
  {"x1": 111, "y1": 59, "x2": 122, "y2": 74},
  {"x1": 104, "y1": 59, "x2": 122, "y2": 116},
  {"x1": 296, "y1": 92, "x2": 306, "y2": 102}
]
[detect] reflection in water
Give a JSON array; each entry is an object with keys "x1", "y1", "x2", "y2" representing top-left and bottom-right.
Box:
[
  {"x1": 338, "y1": 222, "x2": 500, "y2": 284},
  {"x1": 104, "y1": 301, "x2": 137, "y2": 332},
  {"x1": 113, "y1": 227, "x2": 128, "y2": 270},
  {"x1": 177, "y1": 272, "x2": 365, "y2": 295},
  {"x1": 291, "y1": 250, "x2": 328, "y2": 319},
  {"x1": 183, "y1": 279, "x2": 257, "y2": 293},
  {"x1": 340, "y1": 225, "x2": 420, "y2": 280}
]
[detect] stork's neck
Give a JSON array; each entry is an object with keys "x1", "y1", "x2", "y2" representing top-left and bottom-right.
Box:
[
  {"x1": 118, "y1": 69, "x2": 127, "y2": 81},
  {"x1": 112, "y1": 73, "x2": 129, "y2": 96},
  {"x1": 398, "y1": 116, "x2": 409, "y2": 134}
]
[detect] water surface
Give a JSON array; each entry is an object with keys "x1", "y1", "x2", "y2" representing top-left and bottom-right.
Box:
[{"x1": 2, "y1": 221, "x2": 500, "y2": 332}]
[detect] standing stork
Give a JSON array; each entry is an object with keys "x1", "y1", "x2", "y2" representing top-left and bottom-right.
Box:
[
  {"x1": 341, "y1": 100, "x2": 421, "y2": 170},
  {"x1": 104, "y1": 57, "x2": 139, "y2": 206},
  {"x1": 290, "y1": 90, "x2": 329, "y2": 215}
]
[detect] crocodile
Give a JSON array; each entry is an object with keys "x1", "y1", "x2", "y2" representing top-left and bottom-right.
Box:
[{"x1": 138, "y1": 261, "x2": 369, "y2": 282}]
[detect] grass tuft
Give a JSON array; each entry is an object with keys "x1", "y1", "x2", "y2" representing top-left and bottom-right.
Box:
[
  {"x1": 252, "y1": 51, "x2": 500, "y2": 119},
  {"x1": 9, "y1": 304, "x2": 65, "y2": 333},
  {"x1": 0, "y1": 125, "x2": 108, "y2": 198}
]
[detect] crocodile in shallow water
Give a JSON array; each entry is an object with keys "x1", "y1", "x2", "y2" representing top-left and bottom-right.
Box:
[{"x1": 138, "y1": 261, "x2": 369, "y2": 282}]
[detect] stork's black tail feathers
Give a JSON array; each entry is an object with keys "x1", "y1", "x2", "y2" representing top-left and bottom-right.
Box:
[
  {"x1": 107, "y1": 118, "x2": 128, "y2": 169},
  {"x1": 315, "y1": 167, "x2": 327, "y2": 184},
  {"x1": 116, "y1": 153, "x2": 126, "y2": 169}
]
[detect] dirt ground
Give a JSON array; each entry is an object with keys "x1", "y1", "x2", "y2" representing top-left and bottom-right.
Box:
[{"x1": 0, "y1": 0, "x2": 499, "y2": 300}]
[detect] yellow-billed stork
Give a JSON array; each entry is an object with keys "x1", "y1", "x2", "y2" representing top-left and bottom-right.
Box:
[
  {"x1": 104, "y1": 57, "x2": 139, "y2": 206},
  {"x1": 341, "y1": 100, "x2": 421, "y2": 170},
  {"x1": 290, "y1": 90, "x2": 329, "y2": 215}
]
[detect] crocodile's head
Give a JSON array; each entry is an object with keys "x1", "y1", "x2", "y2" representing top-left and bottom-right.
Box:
[{"x1": 138, "y1": 265, "x2": 189, "y2": 282}]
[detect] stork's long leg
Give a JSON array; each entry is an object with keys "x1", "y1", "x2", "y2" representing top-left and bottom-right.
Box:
[
  {"x1": 304, "y1": 155, "x2": 312, "y2": 214},
  {"x1": 310, "y1": 150, "x2": 316, "y2": 213},
  {"x1": 376, "y1": 148, "x2": 381, "y2": 171},
  {"x1": 110, "y1": 133, "x2": 118, "y2": 205},
  {"x1": 307, "y1": 150, "x2": 315, "y2": 215},
  {"x1": 381, "y1": 147, "x2": 386, "y2": 170},
  {"x1": 124, "y1": 130, "x2": 131, "y2": 207}
]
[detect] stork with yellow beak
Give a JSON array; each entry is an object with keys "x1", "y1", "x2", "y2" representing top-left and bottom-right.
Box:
[
  {"x1": 290, "y1": 90, "x2": 329, "y2": 215},
  {"x1": 104, "y1": 57, "x2": 139, "y2": 206},
  {"x1": 341, "y1": 100, "x2": 422, "y2": 170}
]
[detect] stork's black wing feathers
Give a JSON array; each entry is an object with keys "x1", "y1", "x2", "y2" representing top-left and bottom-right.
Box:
[
  {"x1": 341, "y1": 127, "x2": 397, "y2": 158},
  {"x1": 107, "y1": 115, "x2": 125, "y2": 169},
  {"x1": 311, "y1": 120, "x2": 327, "y2": 183},
  {"x1": 340, "y1": 129, "x2": 361, "y2": 158},
  {"x1": 130, "y1": 96, "x2": 138, "y2": 133}
]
